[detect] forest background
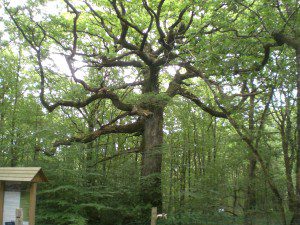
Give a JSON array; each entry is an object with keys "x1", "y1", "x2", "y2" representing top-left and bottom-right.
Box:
[{"x1": 0, "y1": 0, "x2": 299, "y2": 224}]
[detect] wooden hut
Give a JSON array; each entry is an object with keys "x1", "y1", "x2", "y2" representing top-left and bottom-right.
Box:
[{"x1": 0, "y1": 167, "x2": 48, "y2": 225}]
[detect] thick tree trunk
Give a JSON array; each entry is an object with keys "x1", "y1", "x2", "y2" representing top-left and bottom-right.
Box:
[
  {"x1": 140, "y1": 66, "x2": 164, "y2": 211},
  {"x1": 141, "y1": 108, "x2": 163, "y2": 211},
  {"x1": 291, "y1": 47, "x2": 300, "y2": 225}
]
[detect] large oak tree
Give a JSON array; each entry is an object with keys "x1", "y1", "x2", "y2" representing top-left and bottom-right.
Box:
[{"x1": 5, "y1": 0, "x2": 289, "y2": 217}]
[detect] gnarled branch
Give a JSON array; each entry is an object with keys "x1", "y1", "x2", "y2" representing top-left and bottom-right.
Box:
[{"x1": 53, "y1": 119, "x2": 144, "y2": 147}]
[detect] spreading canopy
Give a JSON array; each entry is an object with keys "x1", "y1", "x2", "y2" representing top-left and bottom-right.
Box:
[{"x1": 4, "y1": 0, "x2": 280, "y2": 147}]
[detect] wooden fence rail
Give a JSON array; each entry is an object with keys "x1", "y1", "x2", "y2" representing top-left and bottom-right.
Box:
[
  {"x1": 151, "y1": 207, "x2": 157, "y2": 225},
  {"x1": 151, "y1": 207, "x2": 167, "y2": 225}
]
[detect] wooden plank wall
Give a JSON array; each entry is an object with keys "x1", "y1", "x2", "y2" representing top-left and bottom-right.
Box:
[{"x1": 0, "y1": 181, "x2": 4, "y2": 224}]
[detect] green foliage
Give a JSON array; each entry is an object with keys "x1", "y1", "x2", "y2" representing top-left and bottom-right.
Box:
[
  {"x1": 36, "y1": 161, "x2": 143, "y2": 225},
  {"x1": 0, "y1": 0, "x2": 299, "y2": 224},
  {"x1": 158, "y1": 212, "x2": 284, "y2": 225}
]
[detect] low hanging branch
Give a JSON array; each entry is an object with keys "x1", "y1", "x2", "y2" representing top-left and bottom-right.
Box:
[
  {"x1": 177, "y1": 87, "x2": 227, "y2": 118},
  {"x1": 91, "y1": 147, "x2": 141, "y2": 167},
  {"x1": 53, "y1": 119, "x2": 144, "y2": 147},
  {"x1": 166, "y1": 65, "x2": 251, "y2": 119}
]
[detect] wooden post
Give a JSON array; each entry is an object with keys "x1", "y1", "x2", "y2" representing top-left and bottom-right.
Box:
[
  {"x1": 29, "y1": 183, "x2": 37, "y2": 225},
  {"x1": 151, "y1": 207, "x2": 157, "y2": 225},
  {"x1": 16, "y1": 208, "x2": 23, "y2": 225},
  {"x1": 0, "y1": 181, "x2": 4, "y2": 224}
]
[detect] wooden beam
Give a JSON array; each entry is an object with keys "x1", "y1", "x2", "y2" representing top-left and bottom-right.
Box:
[
  {"x1": 29, "y1": 183, "x2": 37, "y2": 225},
  {"x1": 0, "y1": 181, "x2": 4, "y2": 224},
  {"x1": 151, "y1": 207, "x2": 157, "y2": 225}
]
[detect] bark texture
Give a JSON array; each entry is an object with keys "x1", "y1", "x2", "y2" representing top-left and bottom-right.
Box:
[
  {"x1": 140, "y1": 67, "x2": 164, "y2": 211},
  {"x1": 141, "y1": 108, "x2": 163, "y2": 210}
]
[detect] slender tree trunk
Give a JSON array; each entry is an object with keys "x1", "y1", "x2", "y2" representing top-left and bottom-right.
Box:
[
  {"x1": 33, "y1": 105, "x2": 41, "y2": 161},
  {"x1": 0, "y1": 82, "x2": 6, "y2": 163},
  {"x1": 0, "y1": 94, "x2": 5, "y2": 164},
  {"x1": 168, "y1": 130, "x2": 174, "y2": 212},
  {"x1": 212, "y1": 117, "x2": 217, "y2": 161},
  {"x1": 280, "y1": 105, "x2": 295, "y2": 211},
  {"x1": 201, "y1": 127, "x2": 206, "y2": 175},
  {"x1": 244, "y1": 157, "x2": 256, "y2": 225},
  {"x1": 86, "y1": 121, "x2": 95, "y2": 186},
  {"x1": 291, "y1": 47, "x2": 300, "y2": 225},
  {"x1": 244, "y1": 90, "x2": 256, "y2": 225},
  {"x1": 179, "y1": 147, "x2": 186, "y2": 209},
  {"x1": 101, "y1": 136, "x2": 110, "y2": 183},
  {"x1": 10, "y1": 50, "x2": 21, "y2": 167},
  {"x1": 233, "y1": 170, "x2": 239, "y2": 216},
  {"x1": 284, "y1": 145, "x2": 295, "y2": 211},
  {"x1": 207, "y1": 125, "x2": 212, "y2": 163},
  {"x1": 187, "y1": 123, "x2": 191, "y2": 200},
  {"x1": 192, "y1": 114, "x2": 199, "y2": 179}
]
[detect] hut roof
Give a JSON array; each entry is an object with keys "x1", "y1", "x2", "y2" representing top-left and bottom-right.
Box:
[{"x1": 0, "y1": 167, "x2": 48, "y2": 182}]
